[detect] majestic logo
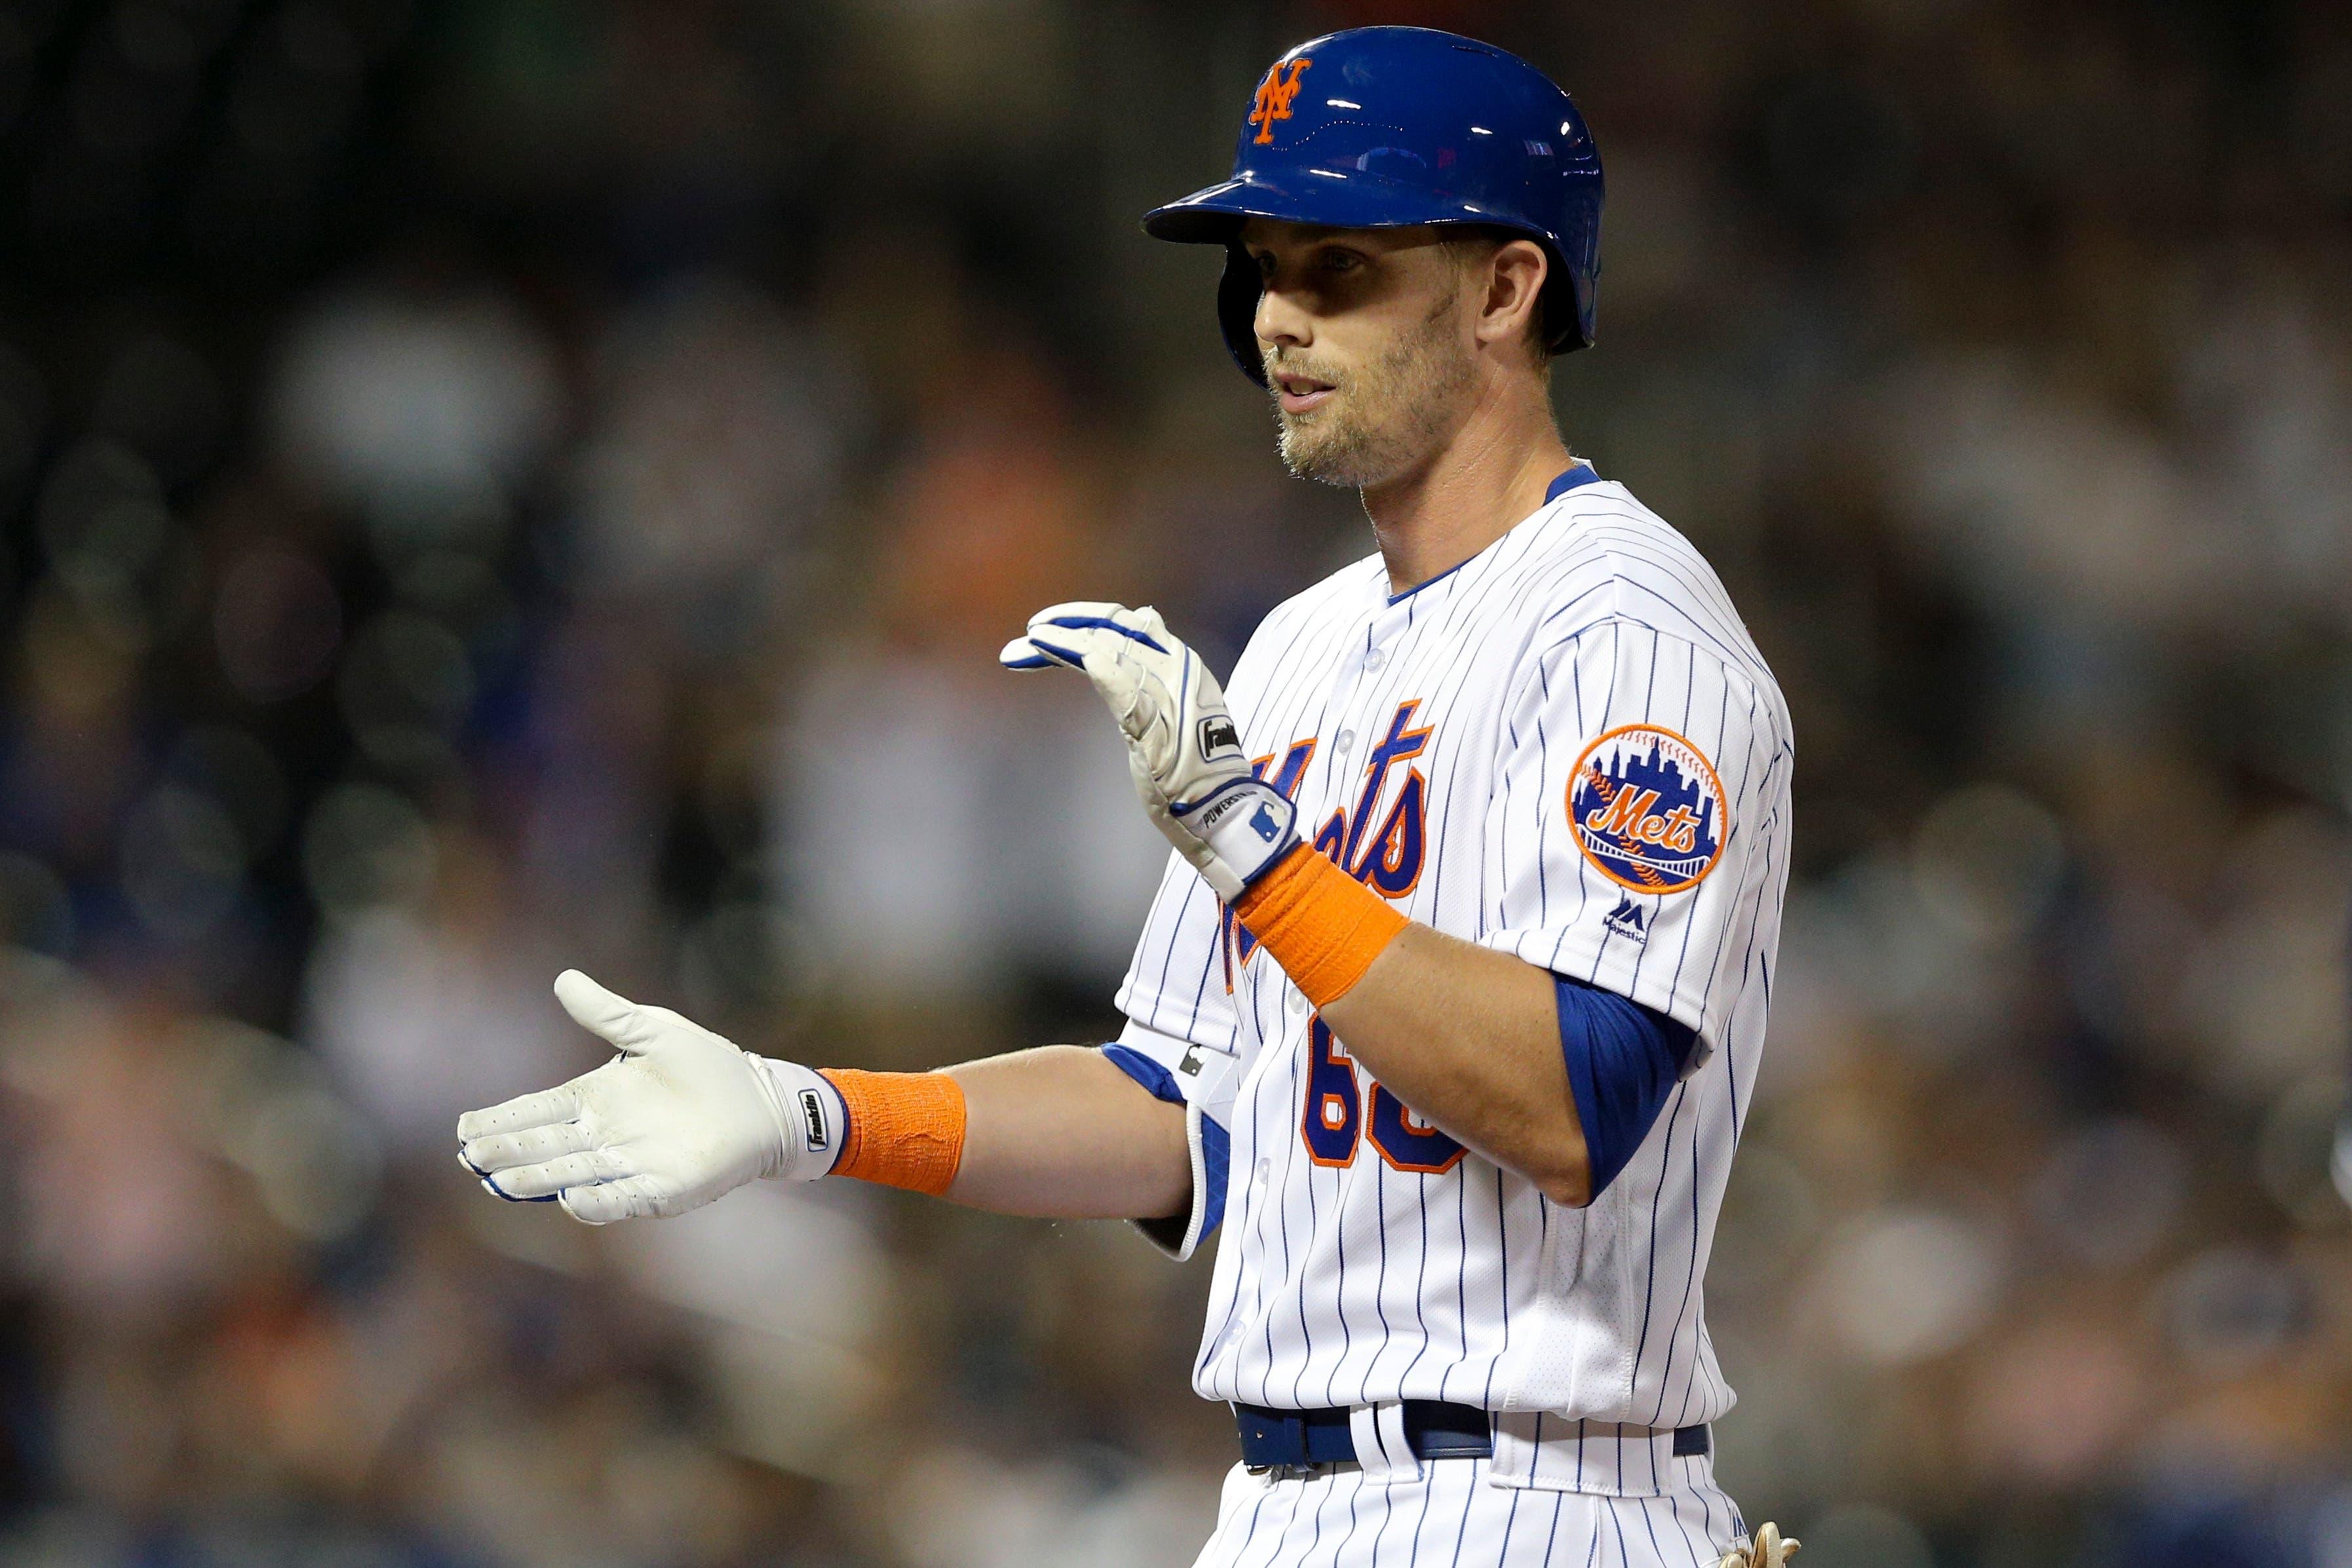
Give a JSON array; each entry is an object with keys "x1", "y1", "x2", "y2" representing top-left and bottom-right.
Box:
[
  {"x1": 1248, "y1": 58, "x2": 1313, "y2": 145},
  {"x1": 1603, "y1": 894, "x2": 1648, "y2": 944},
  {"x1": 1568, "y1": 724, "x2": 1727, "y2": 894}
]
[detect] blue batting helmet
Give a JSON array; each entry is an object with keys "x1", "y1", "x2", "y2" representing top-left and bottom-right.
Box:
[{"x1": 1144, "y1": 27, "x2": 1604, "y2": 387}]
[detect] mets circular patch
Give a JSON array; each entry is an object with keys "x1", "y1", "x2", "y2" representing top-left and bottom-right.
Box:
[{"x1": 1568, "y1": 723, "x2": 1728, "y2": 894}]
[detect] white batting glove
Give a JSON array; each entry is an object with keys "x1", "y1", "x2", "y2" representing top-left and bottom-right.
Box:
[
  {"x1": 455, "y1": 970, "x2": 843, "y2": 1224},
  {"x1": 1001, "y1": 602, "x2": 1300, "y2": 902}
]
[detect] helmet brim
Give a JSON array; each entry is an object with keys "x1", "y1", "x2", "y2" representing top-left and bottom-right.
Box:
[{"x1": 1143, "y1": 171, "x2": 1526, "y2": 245}]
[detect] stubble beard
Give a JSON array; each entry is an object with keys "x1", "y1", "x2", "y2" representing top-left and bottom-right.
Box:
[{"x1": 1269, "y1": 301, "x2": 1475, "y2": 489}]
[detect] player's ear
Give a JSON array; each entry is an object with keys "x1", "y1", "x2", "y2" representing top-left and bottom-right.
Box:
[{"x1": 1475, "y1": 239, "x2": 1550, "y2": 363}]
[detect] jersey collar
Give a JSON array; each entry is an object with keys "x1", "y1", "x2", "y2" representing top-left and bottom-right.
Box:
[
  {"x1": 1545, "y1": 460, "x2": 1600, "y2": 503},
  {"x1": 1384, "y1": 463, "x2": 1602, "y2": 606}
]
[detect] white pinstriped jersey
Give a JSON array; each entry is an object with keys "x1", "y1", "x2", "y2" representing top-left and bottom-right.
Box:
[{"x1": 1114, "y1": 467, "x2": 1793, "y2": 1432}]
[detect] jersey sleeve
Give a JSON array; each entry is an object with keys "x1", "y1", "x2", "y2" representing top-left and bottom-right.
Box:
[
  {"x1": 1481, "y1": 619, "x2": 1790, "y2": 1069},
  {"x1": 1113, "y1": 848, "x2": 1244, "y2": 1052},
  {"x1": 1102, "y1": 1018, "x2": 1238, "y2": 1261}
]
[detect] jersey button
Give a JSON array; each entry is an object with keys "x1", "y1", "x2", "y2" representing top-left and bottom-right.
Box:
[
  {"x1": 1335, "y1": 729, "x2": 1356, "y2": 755},
  {"x1": 1364, "y1": 649, "x2": 1386, "y2": 672},
  {"x1": 1286, "y1": 987, "x2": 1307, "y2": 1015}
]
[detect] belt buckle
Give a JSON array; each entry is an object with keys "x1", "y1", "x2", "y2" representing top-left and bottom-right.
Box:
[
  {"x1": 1250, "y1": 1462, "x2": 1310, "y2": 1482},
  {"x1": 1240, "y1": 1407, "x2": 1315, "y2": 1479}
]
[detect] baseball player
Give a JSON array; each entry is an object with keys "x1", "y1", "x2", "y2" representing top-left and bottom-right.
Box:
[{"x1": 458, "y1": 27, "x2": 1796, "y2": 1568}]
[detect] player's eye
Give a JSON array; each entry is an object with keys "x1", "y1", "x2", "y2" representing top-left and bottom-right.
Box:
[{"x1": 1320, "y1": 249, "x2": 1363, "y2": 274}]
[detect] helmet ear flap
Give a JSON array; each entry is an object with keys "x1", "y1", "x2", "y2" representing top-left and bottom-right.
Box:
[
  {"x1": 1217, "y1": 243, "x2": 1268, "y2": 387},
  {"x1": 1543, "y1": 265, "x2": 1596, "y2": 355},
  {"x1": 1547, "y1": 195, "x2": 1602, "y2": 353}
]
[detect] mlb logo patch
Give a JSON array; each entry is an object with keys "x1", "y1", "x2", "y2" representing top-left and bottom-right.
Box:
[{"x1": 1568, "y1": 724, "x2": 1727, "y2": 894}]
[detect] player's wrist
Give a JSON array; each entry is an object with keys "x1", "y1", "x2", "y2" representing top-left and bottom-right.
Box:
[
  {"x1": 815, "y1": 1068, "x2": 968, "y2": 1196},
  {"x1": 1185, "y1": 777, "x2": 1301, "y2": 898},
  {"x1": 1232, "y1": 844, "x2": 1410, "y2": 1010}
]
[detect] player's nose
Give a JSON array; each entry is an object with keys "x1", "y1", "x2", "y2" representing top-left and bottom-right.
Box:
[{"x1": 1254, "y1": 282, "x2": 1313, "y2": 357}]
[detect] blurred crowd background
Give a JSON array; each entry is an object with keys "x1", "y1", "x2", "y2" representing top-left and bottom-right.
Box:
[{"x1": 1, "y1": 0, "x2": 2348, "y2": 1563}]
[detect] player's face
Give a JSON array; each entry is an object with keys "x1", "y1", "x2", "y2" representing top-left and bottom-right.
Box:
[{"x1": 1241, "y1": 220, "x2": 1481, "y2": 489}]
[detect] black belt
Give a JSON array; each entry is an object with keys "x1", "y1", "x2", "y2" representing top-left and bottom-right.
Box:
[{"x1": 1234, "y1": 1402, "x2": 1710, "y2": 1472}]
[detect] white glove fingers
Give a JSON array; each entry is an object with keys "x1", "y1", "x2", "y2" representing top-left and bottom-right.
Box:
[
  {"x1": 455, "y1": 1082, "x2": 582, "y2": 1143},
  {"x1": 479, "y1": 1148, "x2": 623, "y2": 1201},
  {"x1": 1026, "y1": 600, "x2": 1168, "y2": 640},
  {"x1": 999, "y1": 636, "x2": 1064, "y2": 670},
  {"x1": 459, "y1": 1119, "x2": 594, "y2": 1174},
  {"x1": 552, "y1": 968, "x2": 656, "y2": 1052},
  {"x1": 1033, "y1": 609, "x2": 1168, "y2": 655},
  {"x1": 458, "y1": 1149, "x2": 559, "y2": 1203},
  {"x1": 1002, "y1": 622, "x2": 1134, "y2": 689},
  {"x1": 1005, "y1": 602, "x2": 1170, "y2": 672},
  {"x1": 560, "y1": 1175, "x2": 661, "y2": 1225},
  {"x1": 1017, "y1": 632, "x2": 1090, "y2": 669},
  {"x1": 1022, "y1": 600, "x2": 1131, "y2": 634}
]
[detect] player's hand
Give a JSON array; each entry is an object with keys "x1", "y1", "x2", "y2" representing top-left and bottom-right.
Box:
[
  {"x1": 1002, "y1": 602, "x2": 1300, "y2": 902},
  {"x1": 455, "y1": 970, "x2": 843, "y2": 1224}
]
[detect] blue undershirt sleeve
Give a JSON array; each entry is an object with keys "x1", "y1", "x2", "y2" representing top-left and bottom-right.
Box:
[
  {"x1": 1101, "y1": 1043, "x2": 1182, "y2": 1105},
  {"x1": 1553, "y1": 976, "x2": 1699, "y2": 1198}
]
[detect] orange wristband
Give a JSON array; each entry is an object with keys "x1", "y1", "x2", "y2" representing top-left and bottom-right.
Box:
[
  {"x1": 817, "y1": 1069, "x2": 967, "y2": 1196},
  {"x1": 1233, "y1": 845, "x2": 1410, "y2": 1010}
]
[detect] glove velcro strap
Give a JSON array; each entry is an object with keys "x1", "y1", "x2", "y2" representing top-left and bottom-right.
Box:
[
  {"x1": 818, "y1": 1069, "x2": 967, "y2": 1196},
  {"x1": 1233, "y1": 845, "x2": 1410, "y2": 1010}
]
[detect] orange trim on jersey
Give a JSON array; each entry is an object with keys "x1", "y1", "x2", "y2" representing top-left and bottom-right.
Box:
[
  {"x1": 1233, "y1": 843, "x2": 1410, "y2": 1010},
  {"x1": 819, "y1": 1069, "x2": 967, "y2": 1196}
]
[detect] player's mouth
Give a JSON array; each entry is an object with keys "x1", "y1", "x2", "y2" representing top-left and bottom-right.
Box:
[{"x1": 1273, "y1": 371, "x2": 1337, "y2": 415}]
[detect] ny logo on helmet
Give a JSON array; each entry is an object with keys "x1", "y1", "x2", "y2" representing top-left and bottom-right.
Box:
[{"x1": 1248, "y1": 59, "x2": 1313, "y2": 145}]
